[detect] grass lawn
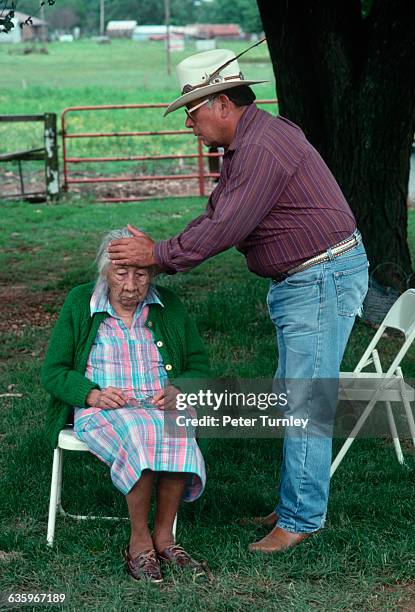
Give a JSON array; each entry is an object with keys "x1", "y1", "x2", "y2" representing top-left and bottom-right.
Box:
[
  {"x1": 0, "y1": 200, "x2": 414, "y2": 610},
  {"x1": 0, "y1": 39, "x2": 277, "y2": 188}
]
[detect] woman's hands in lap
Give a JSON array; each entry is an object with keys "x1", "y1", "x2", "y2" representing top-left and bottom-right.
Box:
[
  {"x1": 86, "y1": 387, "x2": 126, "y2": 409},
  {"x1": 85, "y1": 386, "x2": 181, "y2": 411},
  {"x1": 151, "y1": 385, "x2": 181, "y2": 411}
]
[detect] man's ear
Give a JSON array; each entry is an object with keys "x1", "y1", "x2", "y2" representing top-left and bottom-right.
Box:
[{"x1": 216, "y1": 94, "x2": 232, "y2": 118}]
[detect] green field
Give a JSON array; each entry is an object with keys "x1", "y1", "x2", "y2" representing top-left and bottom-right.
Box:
[
  {"x1": 0, "y1": 39, "x2": 274, "y2": 103},
  {"x1": 1, "y1": 38, "x2": 415, "y2": 611},
  {"x1": 0, "y1": 200, "x2": 415, "y2": 611},
  {"x1": 0, "y1": 40, "x2": 277, "y2": 189}
]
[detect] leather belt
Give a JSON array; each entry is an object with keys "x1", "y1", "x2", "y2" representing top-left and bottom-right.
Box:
[{"x1": 271, "y1": 230, "x2": 361, "y2": 283}]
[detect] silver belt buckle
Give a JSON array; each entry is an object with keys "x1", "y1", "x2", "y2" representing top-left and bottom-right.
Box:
[
  {"x1": 330, "y1": 234, "x2": 358, "y2": 258},
  {"x1": 287, "y1": 233, "x2": 358, "y2": 276}
]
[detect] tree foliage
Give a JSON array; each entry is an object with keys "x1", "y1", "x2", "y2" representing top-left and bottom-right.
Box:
[
  {"x1": 195, "y1": 0, "x2": 262, "y2": 33},
  {"x1": 257, "y1": 0, "x2": 415, "y2": 277},
  {"x1": 1, "y1": 0, "x2": 55, "y2": 33},
  {"x1": 5, "y1": 0, "x2": 262, "y2": 34}
]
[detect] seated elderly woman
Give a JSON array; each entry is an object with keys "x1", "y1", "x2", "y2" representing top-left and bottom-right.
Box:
[{"x1": 41, "y1": 227, "x2": 210, "y2": 584}]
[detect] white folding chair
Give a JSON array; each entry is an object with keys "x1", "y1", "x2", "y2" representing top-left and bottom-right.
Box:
[
  {"x1": 47, "y1": 427, "x2": 177, "y2": 546},
  {"x1": 330, "y1": 289, "x2": 415, "y2": 477}
]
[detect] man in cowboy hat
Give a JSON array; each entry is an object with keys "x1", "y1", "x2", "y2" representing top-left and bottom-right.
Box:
[{"x1": 108, "y1": 47, "x2": 369, "y2": 553}]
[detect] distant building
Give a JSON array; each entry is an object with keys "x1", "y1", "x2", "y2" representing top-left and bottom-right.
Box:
[
  {"x1": 132, "y1": 25, "x2": 185, "y2": 41},
  {"x1": 166, "y1": 34, "x2": 184, "y2": 52},
  {"x1": 58, "y1": 34, "x2": 74, "y2": 42},
  {"x1": 106, "y1": 20, "x2": 137, "y2": 39},
  {"x1": 195, "y1": 39, "x2": 216, "y2": 51},
  {"x1": 0, "y1": 10, "x2": 48, "y2": 42},
  {"x1": 0, "y1": 17, "x2": 21, "y2": 42},
  {"x1": 132, "y1": 26, "x2": 185, "y2": 51},
  {"x1": 187, "y1": 24, "x2": 242, "y2": 40}
]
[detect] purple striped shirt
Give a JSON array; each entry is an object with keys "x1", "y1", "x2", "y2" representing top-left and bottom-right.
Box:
[{"x1": 155, "y1": 104, "x2": 356, "y2": 277}]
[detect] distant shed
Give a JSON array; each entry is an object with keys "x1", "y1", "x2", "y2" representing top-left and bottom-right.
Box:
[
  {"x1": 0, "y1": 10, "x2": 48, "y2": 42},
  {"x1": 132, "y1": 25, "x2": 185, "y2": 41},
  {"x1": 133, "y1": 25, "x2": 167, "y2": 41},
  {"x1": 190, "y1": 24, "x2": 242, "y2": 40},
  {"x1": 106, "y1": 20, "x2": 137, "y2": 39}
]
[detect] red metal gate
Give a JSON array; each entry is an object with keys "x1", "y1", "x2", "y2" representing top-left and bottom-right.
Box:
[{"x1": 61, "y1": 100, "x2": 278, "y2": 202}]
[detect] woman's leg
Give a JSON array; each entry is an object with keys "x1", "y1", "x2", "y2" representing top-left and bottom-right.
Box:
[
  {"x1": 153, "y1": 472, "x2": 187, "y2": 552},
  {"x1": 126, "y1": 469, "x2": 155, "y2": 556}
]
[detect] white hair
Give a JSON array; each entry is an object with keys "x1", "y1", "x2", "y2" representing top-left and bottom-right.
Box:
[
  {"x1": 94, "y1": 227, "x2": 154, "y2": 294},
  {"x1": 96, "y1": 227, "x2": 133, "y2": 277}
]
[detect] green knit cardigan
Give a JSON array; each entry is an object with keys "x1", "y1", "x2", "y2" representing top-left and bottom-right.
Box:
[{"x1": 41, "y1": 282, "x2": 210, "y2": 448}]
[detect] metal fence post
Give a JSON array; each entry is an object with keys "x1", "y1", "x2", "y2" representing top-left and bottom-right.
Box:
[
  {"x1": 197, "y1": 137, "x2": 205, "y2": 197},
  {"x1": 44, "y1": 113, "x2": 59, "y2": 201}
]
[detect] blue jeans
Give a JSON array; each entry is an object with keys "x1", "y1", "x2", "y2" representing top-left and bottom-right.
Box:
[{"x1": 267, "y1": 235, "x2": 369, "y2": 533}]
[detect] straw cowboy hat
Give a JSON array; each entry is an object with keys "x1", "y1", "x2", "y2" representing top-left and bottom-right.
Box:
[{"x1": 164, "y1": 47, "x2": 268, "y2": 116}]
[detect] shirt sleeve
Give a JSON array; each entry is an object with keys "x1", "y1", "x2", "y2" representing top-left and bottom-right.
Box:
[{"x1": 154, "y1": 144, "x2": 291, "y2": 272}]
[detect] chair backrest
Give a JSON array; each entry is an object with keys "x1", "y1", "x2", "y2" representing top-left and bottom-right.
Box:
[
  {"x1": 381, "y1": 289, "x2": 415, "y2": 338},
  {"x1": 355, "y1": 289, "x2": 415, "y2": 375}
]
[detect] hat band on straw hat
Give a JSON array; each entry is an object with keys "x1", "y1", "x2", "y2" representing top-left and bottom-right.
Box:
[{"x1": 182, "y1": 73, "x2": 243, "y2": 95}]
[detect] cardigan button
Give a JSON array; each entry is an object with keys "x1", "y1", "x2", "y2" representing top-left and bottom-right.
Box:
[
  {"x1": 147, "y1": 321, "x2": 153, "y2": 327},
  {"x1": 165, "y1": 364, "x2": 173, "y2": 371},
  {"x1": 156, "y1": 340, "x2": 163, "y2": 347}
]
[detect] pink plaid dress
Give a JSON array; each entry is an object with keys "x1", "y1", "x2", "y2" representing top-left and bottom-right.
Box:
[{"x1": 73, "y1": 285, "x2": 205, "y2": 501}]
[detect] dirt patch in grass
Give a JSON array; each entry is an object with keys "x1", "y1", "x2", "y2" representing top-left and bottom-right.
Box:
[
  {"x1": 0, "y1": 285, "x2": 63, "y2": 333},
  {"x1": 1, "y1": 169, "x2": 218, "y2": 202},
  {"x1": 400, "y1": 586, "x2": 415, "y2": 611},
  {"x1": 70, "y1": 174, "x2": 218, "y2": 201},
  {"x1": 0, "y1": 550, "x2": 24, "y2": 563},
  {"x1": 382, "y1": 581, "x2": 415, "y2": 610}
]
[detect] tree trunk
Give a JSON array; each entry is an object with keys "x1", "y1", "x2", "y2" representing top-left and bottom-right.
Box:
[{"x1": 257, "y1": 0, "x2": 415, "y2": 284}]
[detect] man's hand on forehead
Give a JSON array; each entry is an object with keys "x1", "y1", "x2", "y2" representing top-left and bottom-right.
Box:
[{"x1": 108, "y1": 224, "x2": 156, "y2": 267}]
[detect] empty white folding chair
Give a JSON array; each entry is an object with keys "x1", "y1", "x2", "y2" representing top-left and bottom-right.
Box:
[
  {"x1": 330, "y1": 289, "x2": 415, "y2": 477},
  {"x1": 47, "y1": 427, "x2": 177, "y2": 546}
]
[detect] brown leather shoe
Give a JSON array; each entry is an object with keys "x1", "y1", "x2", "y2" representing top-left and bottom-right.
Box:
[
  {"x1": 248, "y1": 526, "x2": 316, "y2": 553},
  {"x1": 124, "y1": 547, "x2": 163, "y2": 583},
  {"x1": 157, "y1": 544, "x2": 206, "y2": 577},
  {"x1": 239, "y1": 511, "x2": 278, "y2": 527}
]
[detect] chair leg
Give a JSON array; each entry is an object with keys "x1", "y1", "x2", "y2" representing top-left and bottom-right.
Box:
[
  {"x1": 47, "y1": 447, "x2": 62, "y2": 547},
  {"x1": 331, "y1": 436, "x2": 354, "y2": 477},
  {"x1": 59, "y1": 509, "x2": 128, "y2": 521},
  {"x1": 56, "y1": 447, "x2": 127, "y2": 521},
  {"x1": 374, "y1": 352, "x2": 404, "y2": 464},
  {"x1": 48, "y1": 440, "x2": 174, "y2": 533},
  {"x1": 331, "y1": 396, "x2": 378, "y2": 477},
  {"x1": 385, "y1": 401, "x2": 404, "y2": 464},
  {"x1": 397, "y1": 367, "x2": 415, "y2": 448},
  {"x1": 57, "y1": 446, "x2": 63, "y2": 513}
]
